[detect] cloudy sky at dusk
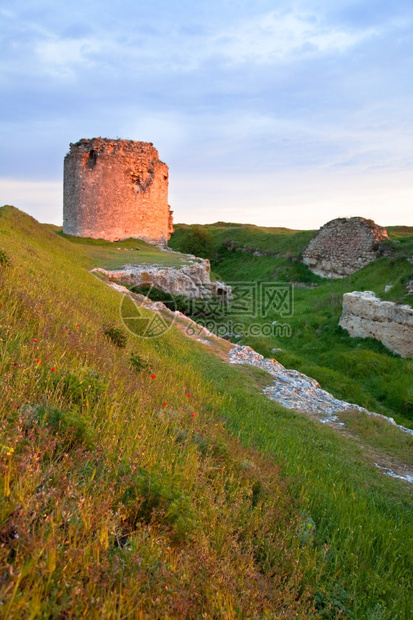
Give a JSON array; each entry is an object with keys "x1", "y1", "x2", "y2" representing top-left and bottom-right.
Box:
[{"x1": 1, "y1": 0, "x2": 412, "y2": 229}]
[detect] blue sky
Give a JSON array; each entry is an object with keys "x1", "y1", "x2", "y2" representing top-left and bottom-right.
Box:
[{"x1": 1, "y1": 0, "x2": 412, "y2": 228}]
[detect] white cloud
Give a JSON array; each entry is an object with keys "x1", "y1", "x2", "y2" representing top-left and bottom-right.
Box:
[
  {"x1": 0, "y1": 1, "x2": 411, "y2": 229},
  {"x1": 35, "y1": 37, "x2": 103, "y2": 78},
  {"x1": 11, "y1": 6, "x2": 377, "y2": 84},
  {"x1": 209, "y1": 10, "x2": 377, "y2": 65}
]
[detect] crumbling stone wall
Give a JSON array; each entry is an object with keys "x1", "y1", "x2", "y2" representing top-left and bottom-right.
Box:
[
  {"x1": 339, "y1": 291, "x2": 413, "y2": 357},
  {"x1": 92, "y1": 258, "x2": 232, "y2": 301},
  {"x1": 302, "y1": 217, "x2": 388, "y2": 279},
  {"x1": 63, "y1": 138, "x2": 174, "y2": 246}
]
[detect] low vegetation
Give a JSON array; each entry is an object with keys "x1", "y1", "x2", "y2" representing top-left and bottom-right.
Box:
[
  {"x1": 170, "y1": 222, "x2": 413, "y2": 427},
  {"x1": 0, "y1": 206, "x2": 412, "y2": 618}
]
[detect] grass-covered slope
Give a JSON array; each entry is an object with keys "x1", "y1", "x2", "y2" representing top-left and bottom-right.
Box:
[
  {"x1": 56, "y1": 229, "x2": 191, "y2": 270},
  {"x1": 170, "y1": 222, "x2": 316, "y2": 257},
  {"x1": 170, "y1": 222, "x2": 413, "y2": 427},
  {"x1": 0, "y1": 206, "x2": 315, "y2": 618},
  {"x1": 1, "y1": 206, "x2": 413, "y2": 619}
]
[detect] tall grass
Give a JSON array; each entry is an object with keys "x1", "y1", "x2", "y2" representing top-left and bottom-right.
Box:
[
  {"x1": 0, "y1": 206, "x2": 316, "y2": 618},
  {"x1": 1, "y1": 206, "x2": 412, "y2": 618}
]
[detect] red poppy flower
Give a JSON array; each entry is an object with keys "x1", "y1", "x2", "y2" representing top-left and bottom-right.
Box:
[
  {"x1": 51, "y1": 367, "x2": 55, "y2": 372},
  {"x1": 151, "y1": 374, "x2": 156, "y2": 379},
  {"x1": 186, "y1": 394, "x2": 191, "y2": 398},
  {"x1": 33, "y1": 338, "x2": 38, "y2": 342},
  {"x1": 191, "y1": 413, "x2": 195, "y2": 418},
  {"x1": 162, "y1": 402, "x2": 167, "y2": 406},
  {"x1": 35, "y1": 359, "x2": 41, "y2": 364}
]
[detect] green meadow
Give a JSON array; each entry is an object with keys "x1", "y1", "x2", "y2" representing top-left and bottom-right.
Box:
[
  {"x1": 0, "y1": 206, "x2": 412, "y2": 619},
  {"x1": 170, "y1": 223, "x2": 413, "y2": 429}
]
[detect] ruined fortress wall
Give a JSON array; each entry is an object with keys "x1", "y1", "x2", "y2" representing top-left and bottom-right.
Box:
[
  {"x1": 63, "y1": 138, "x2": 174, "y2": 245},
  {"x1": 339, "y1": 291, "x2": 413, "y2": 357},
  {"x1": 302, "y1": 217, "x2": 388, "y2": 279}
]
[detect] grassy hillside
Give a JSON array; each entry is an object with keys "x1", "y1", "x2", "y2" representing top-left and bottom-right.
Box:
[
  {"x1": 1, "y1": 206, "x2": 413, "y2": 619},
  {"x1": 171, "y1": 222, "x2": 317, "y2": 257},
  {"x1": 170, "y1": 223, "x2": 413, "y2": 428},
  {"x1": 56, "y1": 230, "x2": 192, "y2": 270}
]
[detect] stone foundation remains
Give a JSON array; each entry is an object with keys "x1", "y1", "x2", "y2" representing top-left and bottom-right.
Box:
[
  {"x1": 63, "y1": 138, "x2": 174, "y2": 246},
  {"x1": 92, "y1": 258, "x2": 232, "y2": 301},
  {"x1": 303, "y1": 217, "x2": 388, "y2": 279},
  {"x1": 339, "y1": 291, "x2": 413, "y2": 357}
]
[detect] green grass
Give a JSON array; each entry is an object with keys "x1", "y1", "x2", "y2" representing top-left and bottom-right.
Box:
[
  {"x1": 338, "y1": 410, "x2": 413, "y2": 467},
  {"x1": 170, "y1": 222, "x2": 413, "y2": 427},
  {"x1": 0, "y1": 207, "x2": 316, "y2": 618},
  {"x1": 197, "y1": 359, "x2": 413, "y2": 620},
  {"x1": 1, "y1": 205, "x2": 413, "y2": 619},
  {"x1": 171, "y1": 221, "x2": 317, "y2": 257},
  {"x1": 57, "y1": 229, "x2": 191, "y2": 269}
]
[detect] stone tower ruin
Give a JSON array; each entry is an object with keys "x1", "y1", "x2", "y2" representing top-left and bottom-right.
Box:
[
  {"x1": 302, "y1": 217, "x2": 388, "y2": 279},
  {"x1": 63, "y1": 138, "x2": 174, "y2": 245}
]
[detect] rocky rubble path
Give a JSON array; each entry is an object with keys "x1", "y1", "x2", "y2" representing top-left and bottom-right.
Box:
[
  {"x1": 229, "y1": 344, "x2": 413, "y2": 484},
  {"x1": 95, "y1": 274, "x2": 413, "y2": 485},
  {"x1": 229, "y1": 345, "x2": 413, "y2": 435}
]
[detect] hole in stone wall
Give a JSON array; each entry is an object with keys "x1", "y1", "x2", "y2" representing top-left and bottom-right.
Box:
[{"x1": 86, "y1": 150, "x2": 98, "y2": 169}]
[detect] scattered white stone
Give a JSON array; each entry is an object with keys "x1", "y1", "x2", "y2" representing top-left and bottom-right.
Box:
[
  {"x1": 229, "y1": 345, "x2": 413, "y2": 437},
  {"x1": 320, "y1": 416, "x2": 344, "y2": 425},
  {"x1": 107, "y1": 282, "x2": 129, "y2": 294},
  {"x1": 374, "y1": 464, "x2": 413, "y2": 485},
  {"x1": 98, "y1": 279, "x2": 413, "y2": 445}
]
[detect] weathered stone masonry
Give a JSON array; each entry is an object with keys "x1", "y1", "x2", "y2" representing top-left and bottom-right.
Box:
[
  {"x1": 339, "y1": 291, "x2": 413, "y2": 358},
  {"x1": 63, "y1": 138, "x2": 174, "y2": 246},
  {"x1": 303, "y1": 217, "x2": 388, "y2": 279}
]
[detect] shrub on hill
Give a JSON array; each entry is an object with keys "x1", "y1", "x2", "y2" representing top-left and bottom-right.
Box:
[{"x1": 177, "y1": 224, "x2": 215, "y2": 258}]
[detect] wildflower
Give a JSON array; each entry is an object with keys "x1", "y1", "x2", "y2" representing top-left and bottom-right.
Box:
[
  {"x1": 33, "y1": 338, "x2": 38, "y2": 342},
  {"x1": 77, "y1": 324, "x2": 81, "y2": 327},
  {"x1": 191, "y1": 413, "x2": 195, "y2": 418},
  {"x1": 36, "y1": 359, "x2": 41, "y2": 364},
  {"x1": 186, "y1": 393, "x2": 191, "y2": 398},
  {"x1": 162, "y1": 402, "x2": 167, "y2": 406},
  {"x1": 151, "y1": 374, "x2": 156, "y2": 379},
  {"x1": 0, "y1": 445, "x2": 14, "y2": 457},
  {"x1": 51, "y1": 367, "x2": 55, "y2": 372}
]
